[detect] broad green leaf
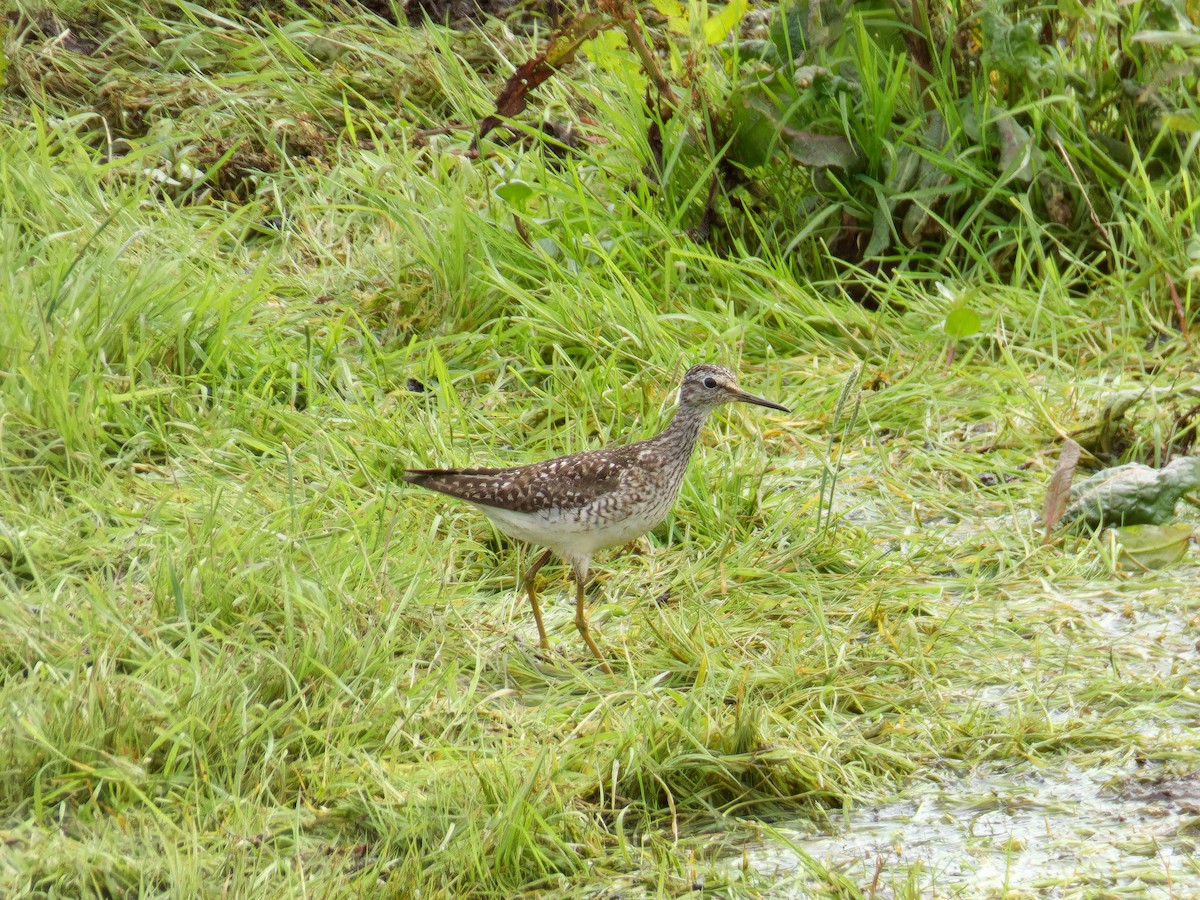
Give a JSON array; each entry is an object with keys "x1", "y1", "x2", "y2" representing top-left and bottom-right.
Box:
[
  {"x1": 944, "y1": 307, "x2": 981, "y2": 339},
  {"x1": 981, "y1": 6, "x2": 1052, "y2": 84},
  {"x1": 581, "y1": 29, "x2": 639, "y2": 80},
  {"x1": 1163, "y1": 114, "x2": 1200, "y2": 133},
  {"x1": 1113, "y1": 524, "x2": 1195, "y2": 570},
  {"x1": 495, "y1": 181, "x2": 535, "y2": 206},
  {"x1": 543, "y1": 11, "x2": 609, "y2": 68},
  {"x1": 704, "y1": 0, "x2": 748, "y2": 45},
  {"x1": 649, "y1": 0, "x2": 684, "y2": 18},
  {"x1": 768, "y1": 1, "x2": 807, "y2": 61},
  {"x1": 649, "y1": 0, "x2": 689, "y2": 32},
  {"x1": 1090, "y1": 133, "x2": 1134, "y2": 168},
  {"x1": 729, "y1": 100, "x2": 779, "y2": 168},
  {"x1": 900, "y1": 116, "x2": 954, "y2": 245},
  {"x1": 767, "y1": 0, "x2": 849, "y2": 60},
  {"x1": 776, "y1": 126, "x2": 857, "y2": 169},
  {"x1": 730, "y1": 93, "x2": 858, "y2": 170}
]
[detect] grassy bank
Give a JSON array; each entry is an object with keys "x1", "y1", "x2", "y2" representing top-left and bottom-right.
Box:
[{"x1": 1, "y1": 1, "x2": 1198, "y2": 895}]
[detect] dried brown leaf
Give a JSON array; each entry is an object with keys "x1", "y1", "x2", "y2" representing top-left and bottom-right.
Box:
[
  {"x1": 1043, "y1": 438, "x2": 1081, "y2": 540},
  {"x1": 472, "y1": 12, "x2": 609, "y2": 151}
]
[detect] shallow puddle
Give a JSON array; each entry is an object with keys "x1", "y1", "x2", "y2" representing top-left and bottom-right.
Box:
[
  {"x1": 729, "y1": 761, "x2": 1200, "y2": 896},
  {"x1": 720, "y1": 567, "x2": 1200, "y2": 896}
]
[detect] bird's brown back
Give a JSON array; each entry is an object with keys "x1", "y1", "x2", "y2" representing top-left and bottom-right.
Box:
[{"x1": 403, "y1": 442, "x2": 652, "y2": 514}]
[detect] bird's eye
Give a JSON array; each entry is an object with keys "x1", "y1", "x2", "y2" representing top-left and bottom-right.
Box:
[{"x1": 703, "y1": 376, "x2": 717, "y2": 389}]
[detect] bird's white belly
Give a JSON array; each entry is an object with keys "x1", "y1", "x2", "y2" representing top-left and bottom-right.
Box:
[{"x1": 477, "y1": 497, "x2": 672, "y2": 558}]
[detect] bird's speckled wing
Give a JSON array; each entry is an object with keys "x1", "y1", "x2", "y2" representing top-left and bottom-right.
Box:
[{"x1": 404, "y1": 443, "x2": 644, "y2": 514}]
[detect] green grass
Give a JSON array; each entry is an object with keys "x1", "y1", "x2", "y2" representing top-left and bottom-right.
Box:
[{"x1": 1, "y1": 1, "x2": 1199, "y2": 896}]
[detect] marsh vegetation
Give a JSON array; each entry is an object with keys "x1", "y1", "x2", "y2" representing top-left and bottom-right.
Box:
[{"x1": 1, "y1": 0, "x2": 1198, "y2": 895}]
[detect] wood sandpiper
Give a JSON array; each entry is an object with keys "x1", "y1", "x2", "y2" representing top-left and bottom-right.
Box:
[{"x1": 405, "y1": 364, "x2": 789, "y2": 673}]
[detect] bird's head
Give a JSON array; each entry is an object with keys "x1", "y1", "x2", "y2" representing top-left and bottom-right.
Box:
[{"x1": 678, "y1": 364, "x2": 789, "y2": 413}]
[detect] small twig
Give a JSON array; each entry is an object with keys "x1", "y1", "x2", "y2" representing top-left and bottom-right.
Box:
[
  {"x1": 818, "y1": 365, "x2": 862, "y2": 535},
  {"x1": 600, "y1": 0, "x2": 678, "y2": 115},
  {"x1": 413, "y1": 125, "x2": 460, "y2": 140},
  {"x1": 1165, "y1": 272, "x2": 1191, "y2": 345},
  {"x1": 1052, "y1": 134, "x2": 1113, "y2": 250},
  {"x1": 689, "y1": 174, "x2": 721, "y2": 243},
  {"x1": 867, "y1": 851, "x2": 887, "y2": 898},
  {"x1": 512, "y1": 213, "x2": 530, "y2": 247},
  {"x1": 902, "y1": 0, "x2": 936, "y2": 113}
]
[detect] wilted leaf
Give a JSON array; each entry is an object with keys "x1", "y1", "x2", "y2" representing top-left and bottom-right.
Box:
[
  {"x1": 544, "y1": 12, "x2": 609, "y2": 67},
  {"x1": 1131, "y1": 30, "x2": 1200, "y2": 46},
  {"x1": 1041, "y1": 175, "x2": 1072, "y2": 225},
  {"x1": 900, "y1": 115, "x2": 955, "y2": 245},
  {"x1": 994, "y1": 111, "x2": 1037, "y2": 183},
  {"x1": 1043, "y1": 439, "x2": 1081, "y2": 540},
  {"x1": 732, "y1": 87, "x2": 857, "y2": 169},
  {"x1": 727, "y1": 39, "x2": 779, "y2": 62},
  {"x1": 1113, "y1": 523, "x2": 1195, "y2": 570},
  {"x1": 777, "y1": 126, "x2": 857, "y2": 169},
  {"x1": 791, "y1": 64, "x2": 830, "y2": 90},
  {"x1": 861, "y1": 201, "x2": 892, "y2": 260}
]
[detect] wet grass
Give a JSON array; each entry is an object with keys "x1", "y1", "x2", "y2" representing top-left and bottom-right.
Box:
[{"x1": 1, "y1": 1, "x2": 1198, "y2": 896}]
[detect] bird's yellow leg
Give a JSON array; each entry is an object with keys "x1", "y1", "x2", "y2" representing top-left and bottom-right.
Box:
[
  {"x1": 574, "y1": 574, "x2": 614, "y2": 675},
  {"x1": 522, "y1": 548, "x2": 554, "y2": 650}
]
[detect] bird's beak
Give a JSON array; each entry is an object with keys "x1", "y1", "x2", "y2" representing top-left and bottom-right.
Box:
[{"x1": 730, "y1": 387, "x2": 790, "y2": 413}]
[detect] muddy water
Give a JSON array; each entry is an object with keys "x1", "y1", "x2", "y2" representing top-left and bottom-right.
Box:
[
  {"x1": 729, "y1": 761, "x2": 1199, "y2": 896},
  {"x1": 724, "y1": 567, "x2": 1200, "y2": 896}
]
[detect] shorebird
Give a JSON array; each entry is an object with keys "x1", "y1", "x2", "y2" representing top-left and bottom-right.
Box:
[{"x1": 404, "y1": 364, "x2": 789, "y2": 673}]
